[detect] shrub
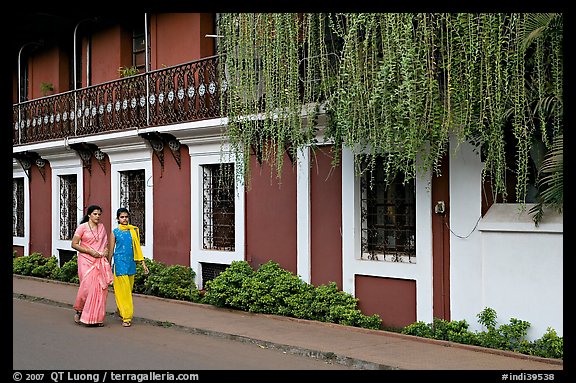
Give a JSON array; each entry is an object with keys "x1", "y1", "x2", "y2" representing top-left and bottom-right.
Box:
[
  {"x1": 402, "y1": 321, "x2": 434, "y2": 338},
  {"x1": 133, "y1": 258, "x2": 164, "y2": 294},
  {"x1": 52, "y1": 255, "x2": 79, "y2": 283},
  {"x1": 143, "y1": 263, "x2": 200, "y2": 302},
  {"x1": 203, "y1": 260, "x2": 382, "y2": 330},
  {"x1": 13, "y1": 252, "x2": 58, "y2": 278},
  {"x1": 530, "y1": 327, "x2": 563, "y2": 359},
  {"x1": 242, "y1": 261, "x2": 309, "y2": 315},
  {"x1": 401, "y1": 307, "x2": 562, "y2": 359},
  {"x1": 202, "y1": 260, "x2": 255, "y2": 309}
]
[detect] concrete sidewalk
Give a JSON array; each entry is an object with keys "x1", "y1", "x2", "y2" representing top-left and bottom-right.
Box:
[{"x1": 13, "y1": 275, "x2": 563, "y2": 371}]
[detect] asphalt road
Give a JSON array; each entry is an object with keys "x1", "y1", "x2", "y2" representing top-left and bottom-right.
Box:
[{"x1": 13, "y1": 298, "x2": 354, "y2": 371}]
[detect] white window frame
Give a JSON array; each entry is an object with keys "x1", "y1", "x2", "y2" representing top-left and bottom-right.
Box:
[
  {"x1": 12, "y1": 166, "x2": 30, "y2": 256},
  {"x1": 49, "y1": 154, "x2": 84, "y2": 263},
  {"x1": 188, "y1": 139, "x2": 245, "y2": 288}
]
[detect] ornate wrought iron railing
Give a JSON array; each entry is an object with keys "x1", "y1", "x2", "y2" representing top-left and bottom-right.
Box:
[{"x1": 13, "y1": 55, "x2": 224, "y2": 146}]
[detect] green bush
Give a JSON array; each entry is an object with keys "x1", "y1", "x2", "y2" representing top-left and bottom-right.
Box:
[
  {"x1": 143, "y1": 263, "x2": 201, "y2": 302},
  {"x1": 202, "y1": 260, "x2": 255, "y2": 309},
  {"x1": 401, "y1": 307, "x2": 563, "y2": 359},
  {"x1": 530, "y1": 327, "x2": 563, "y2": 359},
  {"x1": 133, "y1": 258, "x2": 164, "y2": 294},
  {"x1": 52, "y1": 255, "x2": 79, "y2": 283},
  {"x1": 13, "y1": 252, "x2": 58, "y2": 278},
  {"x1": 203, "y1": 260, "x2": 382, "y2": 330}
]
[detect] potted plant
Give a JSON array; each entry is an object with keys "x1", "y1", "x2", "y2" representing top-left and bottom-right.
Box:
[
  {"x1": 118, "y1": 66, "x2": 140, "y2": 78},
  {"x1": 40, "y1": 82, "x2": 54, "y2": 96}
]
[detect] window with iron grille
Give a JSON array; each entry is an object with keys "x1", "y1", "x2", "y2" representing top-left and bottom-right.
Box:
[
  {"x1": 202, "y1": 163, "x2": 235, "y2": 251},
  {"x1": 59, "y1": 175, "x2": 77, "y2": 240},
  {"x1": 13, "y1": 178, "x2": 24, "y2": 237},
  {"x1": 58, "y1": 249, "x2": 76, "y2": 267},
  {"x1": 201, "y1": 262, "x2": 229, "y2": 285},
  {"x1": 120, "y1": 169, "x2": 146, "y2": 245},
  {"x1": 360, "y1": 157, "x2": 416, "y2": 263}
]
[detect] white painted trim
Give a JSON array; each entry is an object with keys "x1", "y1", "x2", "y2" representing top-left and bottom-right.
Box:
[
  {"x1": 189, "y1": 142, "x2": 245, "y2": 289},
  {"x1": 49, "y1": 154, "x2": 84, "y2": 263},
  {"x1": 296, "y1": 146, "x2": 311, "y2": 283},
  {"x1": 108, "y1": 148, "x2": 154, "y2": 261},
  {"x1": 12, "y1": 166, "x2": 30, "y2": 256},
  {"x1": 341, "y1": 146, "x2": 359, "y2": 295}
]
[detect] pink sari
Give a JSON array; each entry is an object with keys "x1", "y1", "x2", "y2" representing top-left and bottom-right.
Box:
[{"x1": 73, "y1": 223, "x2": 113, "y2": 325}]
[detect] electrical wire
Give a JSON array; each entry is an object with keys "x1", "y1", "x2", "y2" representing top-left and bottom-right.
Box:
[{"x1": 443, "y1": 215, "x2": 482, "y2": 239}]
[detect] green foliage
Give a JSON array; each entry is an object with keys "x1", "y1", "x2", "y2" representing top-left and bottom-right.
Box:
[
  {"x1": 203, "y1": 260, "x2": 382, "y2": 330},
  {"x1": 142, "y1": 263, "x2": 200, "y2": 302},
  {"x1": 402, "y1": 321, "x2": 434, "y2": 338},
  {"x1": 52, "y1": 255, "x2": 79, "y2": 284},
  {"x1": 202, "y1": 260, "x2": 255, "y2": 309},
  {"x1": 476, "y1": 317, "x2": 532, "y2": 353},
  {"x1": 529, "y1": 133, "x2": 563, "y2": 225},
  {"x1": 13, "y1": 252, "x2": 58, "y2": 278},
  {"x1": 133, "y1": 258, "x2": 165, "y2": 294},
  {"x1": 241, "y1": 261, "x2": 309, "y2": 315},
  {"x1": 118, "y1": 66, "x2": 140, "y2": 78},
  {"x1": 477, "y1": 307, "x2": 498, "y2": 330},
  {"x1": 218, "y1": 13, "x2": 563, "y2": 221},
  {"x1": 530, "y1": 327, "x2": 563, "y2": 359},
  {"x1": 401, "y1": 307, "x2": 562, "y2": 359},
  {"x1": 40, "y1": 82, "x2": 54, "y2": 96}
]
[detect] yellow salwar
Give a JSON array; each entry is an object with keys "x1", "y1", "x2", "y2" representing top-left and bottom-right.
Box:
[
  {"x1": 114, "y1": 273, "x2": 136, "y2": 323},
  {"x1": 113, "y1": 223, "x2": 144, "y2": 324}
]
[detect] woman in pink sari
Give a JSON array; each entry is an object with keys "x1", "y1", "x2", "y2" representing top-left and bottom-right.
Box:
[{"x1": 71, "y1": 205, "x2": 113, "y2": 326}]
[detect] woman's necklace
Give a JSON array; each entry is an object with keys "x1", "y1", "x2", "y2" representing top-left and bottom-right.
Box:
[{"x1": 88, "y1": 222, "x2": 100, "y2": 241}]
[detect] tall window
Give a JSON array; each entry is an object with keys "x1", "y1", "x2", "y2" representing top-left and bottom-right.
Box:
[
  {"x1": 59, "y1": 175, "x2": 77, "y2": 240},
  {"x1": 120, "y1": 170, "x2": 146, "y2": 244},
  {"x1": 360, "y1": 157, "x2": 416, "y2": 263},
  {"x1": 202, "y1": 163, "x2": 235, "y2": 251},
  {"x1": 19, "y1": 63, "x2": 29, "y2": 102},
  {"x1": 13, "y1": 178, "x2": 24, "y2": 237},
  {"x1": 132, "y1": 23, "x2": 148, "y2": 72}
]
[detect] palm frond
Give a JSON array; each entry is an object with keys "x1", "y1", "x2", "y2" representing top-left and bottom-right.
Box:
[
  {"x1": 521, "y1": 13, "x2": 561, "y2": 51},
  {"x1": 529, "y1": 133, "x2": 563, "y2": 225}
]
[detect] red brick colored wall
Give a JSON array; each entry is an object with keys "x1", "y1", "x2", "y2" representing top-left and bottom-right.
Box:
[
  {"x1": 310, "y1": 145, "x2": 342, "y2": 289},
  {"x1": 245, "y1": 152, "x2": 297, "y2": 273},
  {"x1": 355, "y1": 275, "x2": 417, "y2": 329}
]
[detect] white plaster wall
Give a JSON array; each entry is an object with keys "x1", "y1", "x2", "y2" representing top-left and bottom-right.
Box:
[
  {"x1": 449, "y1": 137, "x2": 563, "y2": 340},
  {"x1": 448, "y1": 137, "x2": 486, "y2": 331},
  {"x1": 479, "y1": 205, "x2": 563, "y2": 340}
]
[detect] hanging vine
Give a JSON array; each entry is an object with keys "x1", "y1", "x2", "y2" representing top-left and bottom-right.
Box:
[{"x1": 217, "y1": 13, "x2": 563, "y2": 218}]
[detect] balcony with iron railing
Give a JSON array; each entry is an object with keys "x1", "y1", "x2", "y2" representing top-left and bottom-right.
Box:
[{"x1": 13, "y1": 55, "x2": 224, "y2": 146}]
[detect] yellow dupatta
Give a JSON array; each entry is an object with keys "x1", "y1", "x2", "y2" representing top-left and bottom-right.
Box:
[{"x1": 118, "y1": 224, "x2": 144, "y2": 261}]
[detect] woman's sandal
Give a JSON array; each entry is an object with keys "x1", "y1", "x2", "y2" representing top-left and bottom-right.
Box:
[
  {"x1": 74, "y1": 311, "x2": 81, "y2": 324},
  {"x1": 122, "y1": 321, "x2": 132, "y2": 327}
]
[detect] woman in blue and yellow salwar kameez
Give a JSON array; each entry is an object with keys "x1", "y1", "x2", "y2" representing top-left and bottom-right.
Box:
[{"x1": 108, "y1": 208, "x2": 148, "y2": 327}]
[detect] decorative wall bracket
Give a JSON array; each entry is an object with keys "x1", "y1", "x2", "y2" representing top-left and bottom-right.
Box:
[
  {"x1": 69, "y1": 142, "x2": 106, "y2": 174},
  {"x1": 13, "y1": 151, "x2": 46, "y2": 181},
  {"x1": 140, "y1": 132, "x2": 182, "y2": 177}
]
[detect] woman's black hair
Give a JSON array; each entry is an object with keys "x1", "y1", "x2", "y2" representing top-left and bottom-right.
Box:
[
  {"x1": 80, "y1": 204, "x2": 103, "y2": 224},
  {"x1": 116, "y1": 207, "x2": 130, "y2": 219}
]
